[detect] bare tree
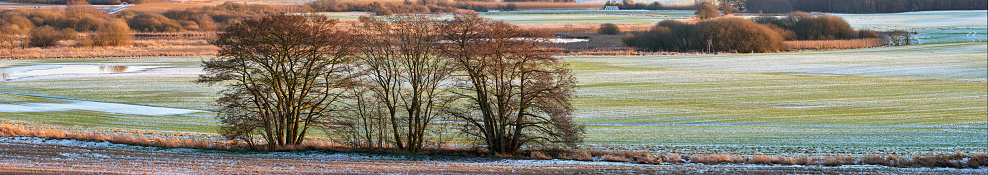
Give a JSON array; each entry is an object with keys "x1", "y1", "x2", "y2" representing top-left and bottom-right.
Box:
[
  {"x1": 198, "y1": 14, "x2": 357, "y2": 150},
  {"x1": 440, "y1": 15, "x2": 583, "y2": 155},
  {"x1": 355, "y1": 15, "x2": 457, "y2": 153}
]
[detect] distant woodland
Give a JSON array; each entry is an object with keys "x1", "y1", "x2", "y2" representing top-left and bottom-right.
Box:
[
  {"x1": 1, "y1": 0, "x2": 164, "y2": 5},
  {"x1": 746, "y1": 0, "x2": 988, "y2": 13}
]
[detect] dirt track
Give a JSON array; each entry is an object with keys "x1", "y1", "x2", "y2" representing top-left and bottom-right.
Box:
[{"x1": 0, "y1": 139, "x2": 984, "y2": 174}]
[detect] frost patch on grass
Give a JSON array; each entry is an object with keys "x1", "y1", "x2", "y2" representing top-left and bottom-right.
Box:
[{"x1": 0, "y1": 99, "x2": 204, "y2": 115}]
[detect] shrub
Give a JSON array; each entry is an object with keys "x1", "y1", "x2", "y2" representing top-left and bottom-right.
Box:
[
  {"x1": 753, "y1": 12, "x2": 856, "y2": 40},
  {"x1": 2, "y1": 15, "x2": 34, "y2": 35},
  {"x1": 856, "y1": 29, "x2": 879, "y2": 38},
  {"x1": 128, "y1": 13, "x2": 183, "y2": 32},
  {"x1": 28, "y1": 26, "x2": 64, "y2": 47},
  {"x1": 597, "y1": 23, "x2": 619, "y2": 35},
  {"x1": 695, "y1": 2, "x2": 721, "y2": 20},
  {"x1": 624, "y1": 18, "x2": 784, "y2": 53},
  {"x1": 81, "y1": 19, "x2": 130, "y2": 46},
  {"x1": 60, "y1": 28, "x2": 78, "y2": 40}
]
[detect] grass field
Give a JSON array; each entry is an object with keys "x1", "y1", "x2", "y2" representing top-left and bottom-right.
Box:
[
  {"x1": 569, "y1": 42, "x2": 987, "y2": 153},
  {"x1": 2, "y1": 42, "x2": 984, "y2": 155},
  {"x1": 833, "y1": 10, "x2": 987, "y2": 44}
]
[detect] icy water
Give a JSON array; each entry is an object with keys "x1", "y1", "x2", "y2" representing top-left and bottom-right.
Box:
[
  {"x1": 0, "y1": 64, "x2": 163, "y2": 81},
  {"x1": 0, "y1": 92, "x2": 203, "y2": 116},
  {"x1": 0, "y1": 63, "x2": 202, "y2": 116}
]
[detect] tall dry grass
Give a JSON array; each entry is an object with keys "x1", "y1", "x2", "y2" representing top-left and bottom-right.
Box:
[
  {"x1": 784, "y1": 38, "x2": 884, "y2": 50},
  {"x1": 1, "y1": 32, "x2": 218, "y2": 59}
]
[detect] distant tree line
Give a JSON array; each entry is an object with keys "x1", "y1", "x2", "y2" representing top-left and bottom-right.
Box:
[
  {"x1": 751, "y1": 12, "x2": 878, "y2": 40},
  {"x1": 305, "y1": 0, "x2": 521, "y2": 15},
  {"x1": 603, "y1": 0, "x2": 664, "y2": 10},
  {"x1": 0, "y1": 2, "x2": 130, "y2": 47},
  {"x1": 622, "y1": 11, "x2": 878, "y2": 53},
  {"x1": 746, "y1": 0, "x2": 987, "y2": 13},
  {"x1": 1, "y1": 0, "x2": 164, "y2": 5},
  {"x1": 0, "y1": 2, "x2": 281, "y2": 48},
  {"x1": 200, "y1": 14, "x2": 583, "y2": 155}
]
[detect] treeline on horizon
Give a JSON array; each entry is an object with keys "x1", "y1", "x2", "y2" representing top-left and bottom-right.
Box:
[
  {"x1": 1, "y1": 0, "x2": 163, "y2": 5},
  {"x1": 305, "y1": 0, "x2": 532, "y2": 14},
  {"x1": 0, "y1": 2, "x2": 280, "y2": 48},
  {"x1": 602, "y1": 0, "x2": 697, "y2": 10},
  {"x1": 747, "y1": 0, "x2": 988, "y2": 13}
]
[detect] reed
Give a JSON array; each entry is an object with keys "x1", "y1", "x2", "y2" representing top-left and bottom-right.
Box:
[{"x1": 784, "y1": 38, "x2": 885, "y2": 50}]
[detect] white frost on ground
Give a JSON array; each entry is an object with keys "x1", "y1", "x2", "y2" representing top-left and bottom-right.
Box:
[
  {"x1": 0, "y1": 64, "x2": 165, "y2": 81},
  {"x1": 0, "y1": 98, "x2": 204, "y2": 115}
]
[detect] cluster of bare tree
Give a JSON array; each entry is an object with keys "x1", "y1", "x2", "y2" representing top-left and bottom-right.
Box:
[{"x1": 199, "y1": 14, "x2": 582, "y2": 155}]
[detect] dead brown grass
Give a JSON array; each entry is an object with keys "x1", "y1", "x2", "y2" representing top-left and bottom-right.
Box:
[
  {"x1": 0, "y1": 122, "x2": 231, "y2": 150},
  {"x1": 1, "y1": 32, "x2": 218, "y2": 59},
  {"x1": 784, "y1": 38, "x2": 885, "y2": 50},
  {"x1": 529, "y1": 151, "x2": 552, "y2": 160}
]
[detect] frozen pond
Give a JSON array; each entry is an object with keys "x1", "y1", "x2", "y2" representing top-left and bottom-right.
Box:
[{"x1": 0, "y1": 64, "x2": 164, "y2": 81}]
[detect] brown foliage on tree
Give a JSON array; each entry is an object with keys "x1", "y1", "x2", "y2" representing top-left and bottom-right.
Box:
[
  {"x1": 597, "y1": 23, "x2": 620, "y2": 35},
  {"x1": 695, "y1": 1, "x2": 721, "y2": 20},
  {"x1": 198, "y1": 14, "x2": 358, "y2": 150},
  {"x1": 623, "y1": 18, "x2": 785, "y2": 53},
  {"x1": 440, "y1": 15, "x2": 583, "y2": 155},
  {"x1": 79, "y1": 19, "x2": 131, "y2": 46},
  {"x1": 28, "y1": 26, "x2": 65, "y2": 48},
  {"x1": 719, "y1": 1, "x2": 740, "y2": 14}
]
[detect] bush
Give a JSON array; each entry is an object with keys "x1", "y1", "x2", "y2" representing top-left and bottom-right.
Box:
[
  {"x1": 60, "y1": 28, "x2": 78, "y2": 40},
  {"x1": 28, "y1": 26, "x2": 64, "y2": 47},
  {"x1": 753, "y1": 12, "x2": 856, "y2": 40},
  {"x1": 597, "y1": 23, "x2": 619, "y2": 35},
  {"x1": 81, "y1": 20, "x2": 130, "y2": 46},
  {"x1": 128, "y1": 13, "x2": 183, "y2": 32},
  {"x1": 856, "y1": 29, "x2": 879, "y2": 38},
  {"x1": 624, "y1": 18, "x2": 785, "y2": 53},
  {"x1": 695, "y1": 1, "x2": 721, "y2": 20}
]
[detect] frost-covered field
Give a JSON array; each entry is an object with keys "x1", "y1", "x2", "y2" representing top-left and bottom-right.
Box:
[
  {"x1": 570, "y1": 42, "x2": 987, "y2": 154},
  {"x1": 833, "y1": 10, "x2": 987, "y2": 44},
  {"x1": 1, "y1": 43, "x2": 984, "y2": 156},
  {"x1": 1, "y1": 137, "x2": 983, "y2": 174},
  {"x1": 0, "y1": 10, "x2": 986, "y2": 173}
]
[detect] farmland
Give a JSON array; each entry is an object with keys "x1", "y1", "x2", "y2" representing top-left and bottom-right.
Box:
[
  {"x1": 2, "y1": 42, "x2": 985, "y2": 155},
  {"x1": 1, "y1": 6, "x2": 987, "y2": 173}
]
